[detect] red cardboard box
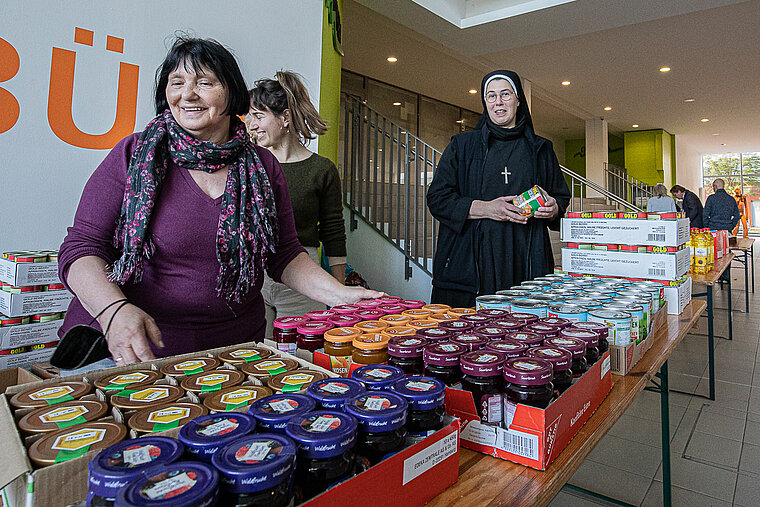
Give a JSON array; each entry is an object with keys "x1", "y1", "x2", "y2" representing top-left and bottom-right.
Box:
[{"x1": 446, "y1": 351, "x2": 612, "y2": 470}]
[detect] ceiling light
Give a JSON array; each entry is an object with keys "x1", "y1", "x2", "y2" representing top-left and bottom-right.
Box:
[
  {"x1": 659, "y1": 66, "x2": 671, "y2": 73},
  {"x1": 386, "y1": 56, "x2": 397, "y2": 63},
  {"x1": 684, "y1": 98, "x2": 696, "y2": 103},
  {"x1": 712, "y1": 133, "x2": 720, "y2": 136},
  {"x1": 392, "y1": 102, "x2": 401, "y2": 106},
  {"x1": 700, "y1": 118, "x2": 710, "y2": 122},
  {"x1": 603, "y1": 106, "x2": 612, "y2": 111},
  {"x1": 455, "y1": 119, "x2": 464, "y2": 123},
  {"x1": 561, "y1": 81, "x2": 571, "y2": 86},
  {"x1": 468, "y1": 89, "x2": 478, "y2": 94},
  {"x1": 721, "y1": 143, "x2": 727, "y2": 146},
  {"x1": 632, "y1": 124, "x2": 639, "y2": 128}
]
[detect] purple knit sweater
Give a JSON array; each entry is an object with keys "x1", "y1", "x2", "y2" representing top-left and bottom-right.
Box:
[{"x1": 58, "y1": 133, "x2": 305, "y2": 357}]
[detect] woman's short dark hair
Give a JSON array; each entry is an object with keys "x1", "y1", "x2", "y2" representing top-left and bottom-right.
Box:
[{"x1": 154, "y1": 36, "x2": 249, "y2": 116}]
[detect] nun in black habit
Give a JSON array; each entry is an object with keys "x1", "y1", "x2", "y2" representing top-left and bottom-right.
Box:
[{"x1": 426, "y1": 70, "x2": 571, "y2": 307}]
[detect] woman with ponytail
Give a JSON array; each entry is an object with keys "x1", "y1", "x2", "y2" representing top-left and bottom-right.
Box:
[{"x1": 248, "y1": 71, "x2": 348, "y2": 335}]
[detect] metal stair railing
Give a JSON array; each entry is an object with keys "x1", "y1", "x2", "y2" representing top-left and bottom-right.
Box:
[
  {"x1": 604, "y1": 162, "x2": 656, "y2": 209},
  {"x1": 340, "y1": 94, "x2": 643, "y2": 279}
]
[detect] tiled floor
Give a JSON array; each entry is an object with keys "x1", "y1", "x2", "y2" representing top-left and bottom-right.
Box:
[{"x1": 550, "y1": 246, "x2": 760, "y2": 507}]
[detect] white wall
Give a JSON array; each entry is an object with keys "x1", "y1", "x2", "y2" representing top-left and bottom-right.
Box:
[
  {"x1": 675, "y1": 137, "x2": 703, "y2": 197},
  {"x1": 0, "y1": 0, "x2": 324, "y2": 251}
]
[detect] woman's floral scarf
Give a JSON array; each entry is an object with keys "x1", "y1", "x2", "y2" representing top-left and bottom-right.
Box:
[{"x1": 109, "y1": 109, "x2": 278, "y2": 302}]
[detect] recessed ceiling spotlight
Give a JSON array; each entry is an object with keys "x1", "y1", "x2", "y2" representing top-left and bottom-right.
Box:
[
  {"x1": 684, "y1": 98, "x2": 696, "y2": 102},
  {"x1": 603, "y1": 106, "x2": 612, "y2": 111},
  {"x1": 721, "y1": 143, "x2": 727, "y2": 146},
  {"x1": 712, "y1": 133, "x2": 720, "y2": 136},
  {"x1": 561, "y1": 80, "x2": 571, "y2": 86},
  {"x1": 468, "y1": 89, "x2": 478, "y2": 94},
  {"x1": 386, "y1": 56, "x2": 398, "y2": 63},
  {"x1": 700, "y1": 118, "x2": 710, "y2": 122},
  {"x1": 392, "y1": 102, "x2": 401, "y2": 106},
  {"x1": 632, "y1": 124, "x2": 639, "y2": 128},
  {"x1": 659, "y1": 66, "x2": 671, "y2": 73},
  {"x1": 455, "y1": 119, "x2": 464, "y2": 123}
]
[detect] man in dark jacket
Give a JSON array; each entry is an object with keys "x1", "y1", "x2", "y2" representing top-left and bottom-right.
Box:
[
  {"x1": 671, "y1": 184, "x2": 703, "y2": 228},
  {"x1": 703, "y1": 179, "x2": 740, "y2": 233}
]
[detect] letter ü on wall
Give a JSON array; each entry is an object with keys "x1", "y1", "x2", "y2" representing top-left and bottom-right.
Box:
[{"x1": 48, "y1": 28, "x2": 139, "y2": 149}]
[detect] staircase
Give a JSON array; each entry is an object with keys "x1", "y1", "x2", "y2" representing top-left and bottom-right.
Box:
[{"x1": 339, "y1": 95, "x2": 646, "y2": 279}]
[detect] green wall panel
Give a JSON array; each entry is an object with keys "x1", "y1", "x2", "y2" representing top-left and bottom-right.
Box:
[{"x1": 318, "y1": 0, "x2": 343, "y2": 164}]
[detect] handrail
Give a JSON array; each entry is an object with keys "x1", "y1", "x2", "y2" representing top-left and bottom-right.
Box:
[
  {"x1": 604, "y1": 162, "x2": 655, "y2": 209},
  {"x1": 340, "y1": 94, "x2": 643, "y2": 279}
]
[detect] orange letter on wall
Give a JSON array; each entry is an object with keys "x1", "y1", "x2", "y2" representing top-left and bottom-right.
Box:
[
  {"x1": 0, "y1": 37, "x2": 20, "y2": 134},
  {"x1": 48, "y1": 34, "x2": 139, "y2": 149}
]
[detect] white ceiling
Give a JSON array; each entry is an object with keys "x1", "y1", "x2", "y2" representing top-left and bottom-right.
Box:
[{"x1": 344, "y1": 0, "x2": 760, "y2": 155}]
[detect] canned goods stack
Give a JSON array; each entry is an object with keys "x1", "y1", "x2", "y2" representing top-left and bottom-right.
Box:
[{"x1": 0, "y1": 249, "x2": 65, "y2": 368}]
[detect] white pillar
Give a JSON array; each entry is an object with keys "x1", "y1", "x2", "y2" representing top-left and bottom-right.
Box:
[{"x1": 585, "y1": 118, "x2": 608, "y2": 198}]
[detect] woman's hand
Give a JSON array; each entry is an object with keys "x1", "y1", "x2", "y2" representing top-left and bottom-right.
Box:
[
  {"x1": 469, "y1": 196, "x2": 528, "y2": 224},
  {"x1": 98, "y1": 303, "x2": 164, "y2": 365},
  {"x1": 533, "y1": 192, "x2": 559, "y2": 220},
  {"x1": 333, "y1": 286, "x2": 385, "y2": 306}
]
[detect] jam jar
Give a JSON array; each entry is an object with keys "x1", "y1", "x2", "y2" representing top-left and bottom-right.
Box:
[
  {"x1": 354, "y1": 299, "x2": 383, "y2": 310},
  {"x1": 323, "y1": 327, "x2": 361, "y2": 358},
  {"x1": 354, "y1": 319, "x2": 389, "y2": 333},
  {"x1": 401, "y1": 308, "x2": 432, "y2": 320},
  {"x1": 344, "y1": 392, "x2": 408, "y2": 465},
  {"x1": 570, "y1": 322, "x2": 610, "y2": 354},
  {"x1": 382, "y1": 325, "x2": 418, "y2": 338},
  {"x1": 387, "y1": 336, "x2": 429, "y2": 375},
  {"x1": 115, "y1": 462, "x2": 219, "y2": 507},
  {"x1": 527, "y1": 346, "x2": 573, "y2": 394},
  {"x1": 330, "y1": 304, "x2": 360, "y2": 315},
  {"x1": 459, "y1": 314, "x2": 493, "y2": 327},
  {"x1": 459, "y1": 350, "x2": 507, "y2": 425},
  {"x1": 88, "y1": 437, "x2": 183, "y2": 507},
  {"x1": 307, "y1": 378, "x2": 366, "y2": 410},
  {"x1": 505, "y1": 331, "x2": 544, "y2": 348},
  {"x1": 352, "y1": 333, "x2": 390, "y2": 365},
  {"x1": 502, "y1": 358, "x2": 554, "y2": 409},
  {"x1": 452, "y1": 333, "x2": 489, "y2": 351},
  {"x1": 422, "y1": 303, "x2": 451, "y2": 315},
  {"x1": 353, "y1": 309, "x2": 386, "y2": 321},
  {"x1": 492, "y1": 318, "x2": 525, "y2": 333},
  {"x1": 428, "y1": 313, "x2": 457, "y2": 323},
  {"x1": 423, "y1": 342, "x2": 468, "y2": 386},
  {"x1": 272, "y1": 316, "x2": 308, "y2": 355},
  {"x1": 400, "y1": 299, "x2": 426, "y2": 310},
  {"x1": 379, "y1": 314, "x2": 412, "y2": 327},
  {"x1": 305, "y1": 309, "x2": 338, "y2": 321},
  {"x1": 544, "y1": 337, "x2": 588, "y2": 378},
  {"x1": 390, "y1": 376, "x2": 446, "y2": 443},
  {"x1": 351, "y1": 364, "x2": 405, "y2": 391},
  {"x1": 523, "y1": 323, "x2": 560, "y2": 340},
  {"x1": 178, "y1": 413, "x2": 257, "y2": 463},
  {"x1": 406, "y1": 319, "x2": 439, "y2": 331},
  {"x1": 415, "y1": 327, "x2": 454, "y2": 342},
  {"x1": 508, "y1": 312, "x2": 540, "y2": 326},
  {"x1": 327, "y1": 314, "x2": 362, "y2": 328},
  {"x1": 438, "y1": 320, "x2": 474, "y2": 333},
  {"x1": 472, "y1": 325, "x2": 509, "y2": 341},
  {"x1": 211, "y1": 433, "x2": 296, "y2": 507},
  {"x1": 538, "y1": 317, "x2": 571, "y2": 330},
  {"x1": 296, "y1": 321, "x2": 334, "y2": 352},
  {"x1": 285, "y1": 410, "x2": 358, "y2": 501},
  {"x1": 378, "y1": 304, "x2": 406, "y2": 315},
  {"x1": 485, "y1": 339, "x2": 529, "y2": 358},
  {"x1": 476, "y1": 308, "x2": 509, "y2": 320},
  {"x1": 248, "y1": 394, "x2": 316, "y2": 434},
  {"x1": 448, "y1": 307, "x2": 476, "y2": 317},
  {"x1": 560, "y1": 328, "x2": 600, "y2": 366}
]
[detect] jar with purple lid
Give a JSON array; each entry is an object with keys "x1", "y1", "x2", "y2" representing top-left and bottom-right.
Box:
[
  {"x1": 331, "y1": 304, "x2": 360, "y2": 315},
  {"x1": 508, "y1": 312, "x2": 540, "y2": 325},
  {"x1": 503, "y1": 358, "x2": 554, "y2": 409},
  {"x1": 306, "y1": 378, "x2": 366, "y2": 410},
  {"x1": 484, "y1": 340, "x2": 530, "y2": 358},
  {"x1": 452, "y1": 333, "x2": 489, "y2": 351},
  {"x1": 472, "y1": 325, "x2": 508, "y2": 341},
  {"x1": 389, "y1": 376, "x2": 446, "y2": 443},
  {"x1": 459, "y1": 314, "x2": 493, "y2": 326},
  {"x1": 399, "y1": 299, "x2": 426, "y2": 309},
  {"x1": 438, "y1": 320, "x2": 475, "y2": 333},
  {"x1": 344, "y1": 392, "x2": 408, "y2": 465},
  {"x1": 476, "y1": 308, "x2": 509, "y2": 319},
  {"x1": 88, "y1": 437, "x2": 183, "y2": 507},
  {"x1": 523, "y1": 323, "x2": 560, "y2": 340},
  {"x1": 538, "y1": 317, "x2": 571, "y2": 329},
  {"x1": 423, "y1": 342, "x2": 468, "y2": 385},
  {"x1": 211, "y1": 433, "x2": 296, "y2": 507},
  {"x1": 505, "y1": 331, "x2": 544, "y2": 348},
  {"x1": 527, "y1": 347, "x2": 573, "y2": 394},
  {"x1": 248, "y1": 394, "x2": 316, "y2": 434},
  {"x1": 305, "y1": 309, "x2": 338, "y2": 321},
  {"x1": 285, "y1": 411, "x2": 358, "y2": 501},
  {"x1": 178, "y1": 413, "x2": 257, "y2": 463},
  {"x1": 544, "y1": 337, "x2": 588, "y2": 377},
  {"x1": 327, "y1": 314, "x2": 362, "y2": 328},
  {"x1": 387, "y1": 336, "x2": 429, "y2": 375},
  {"x1": 296, "y1": 321, "x2": 334, "y2": 352},
  {"x1": 351, "y1": 364, "x2": 405, "y2": 391},
  {"x1": 415, "y1": 327, "x2": 454, "y2": 342},
  {"x1": 272, "y1": 316, "x2": 308, "y2": 355},
  {"x1": 354, "y1": 309, "x2": 385, "y2": 321},
  {"x1": 570, "y1": 322, "x2": 610, "y2": 354},
  {"x1": 378, "y1": 303, "x2": 405, "y2": 315},
  {"x1": 115, "y1": 461, "x2": 218, "y2": 507},
  {"x1": 492, "y1": 318, "x2": 525, "y2": 332},
  {"x1": 560, "y1": 328, "x2": 600, "y2": 365},
  {"x1": 460, "y1": 350, "x2": 507, "y2": 424}
]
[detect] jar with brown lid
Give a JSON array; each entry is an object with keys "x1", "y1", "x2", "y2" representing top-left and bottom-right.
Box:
[
  {"x1": 10, "y1": 381, "x2": 92, "y2": 410},
  {"x1": 217, "y1": 346, "x2": 272, "y2": 365},
  {"x1": 127, "y1": 401, "x2": 208, "y2": 434},
  {"x1": 93, "y1": 370, "x2": 161, "y2": 393},
  {"x1": 109, "y1": 384, "x2": 184, "y2": 412},
  {"x1": 267, "y1": 369, "x2": 329, "y2": 394},
  {"x1": 203, "y1": 385, "x2": 273, "y2": 413},
  {"x1": 352, "y1": 333, "x2": 390, "y2": 365},
  {"x1": 240, "y1": 357, "x2": 300, "y2": 380},
  {"x1": 28, "y1": 421, "x2": 127, "y2": 467},
  {"x1": 179, "y1": 369, "x2": 245, "y2": 395},
  {"x1": 18, "y1": 399, "x2": 109, "y2": 435},
  {"x1": 159, "y1": 356, "x2": 220, "y2": 378}
]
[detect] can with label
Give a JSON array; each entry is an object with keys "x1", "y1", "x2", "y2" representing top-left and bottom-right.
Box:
[
  {"x1": 512, "y1": 185, "x2": 549, "y2": 216},
  {"x1": 509, "y1": 299, "x2": 548, "y2": 318},
  {"x1": 547, "y1": 303, "x2": 588, "y2": 322},
  {"x1": 587, "y1": 309, "x2": 632, "y2": 346},
  {"x1": 475, "y1": 295, "x2": 512, "y2": 312},
  {"x1": 607, "y1": 301, "x2": 645, "y2": 343}
]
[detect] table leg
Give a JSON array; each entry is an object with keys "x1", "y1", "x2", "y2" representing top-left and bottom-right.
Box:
[
  {"x1": 752, "y1": 244, "x2": 755, "y2": 293},
  {"x1": 708, "y1": 285, "x2": 715, "y2": 401},
  {"x1": 656, "y1": 361, "x2": 672, "y2": 507},
  {"x1": 745, "y1": 250, "x2": 750, "y2": 313},
  {"x1": 727, "y1": 268, "x2": 733, "y2": 341}
]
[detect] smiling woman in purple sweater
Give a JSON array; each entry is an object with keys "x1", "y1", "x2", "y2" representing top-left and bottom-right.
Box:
[{"x1": 58, "y1": 37, "x2": 379, "y2": 367}]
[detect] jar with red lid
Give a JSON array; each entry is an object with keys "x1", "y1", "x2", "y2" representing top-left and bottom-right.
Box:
[
  {"x1": 503, "y1": 358, "x2": 554, "y2": 409},
  {"x1": 505, "y1": 331, "x2": 544, "y2": 348},
  {"x1": 355, "y1": 299, "x2": 382, "y2": 309},
  {"x1": 331, "y1": 304, "x2": 360, "y2": 314},
  {"x1": 452, "y1": 334, "x2": 488, "y2": 351},
  {"x1": 508, "y1": 313, "x2": 539, "y2": 325},
  {"x1": 354, "y1": 309, "x2": 386, "y2": 321},
  {"x1": 327, "y1": 314, "x2": 362, "y2": 328},
  {"x1": 296, "y1": 321, "x2": 334, "y2": 352},
  {"x1": 544, "y1": 337, "x2": 588, "y2": 377},
  {"x1": 570, "y1": 322, "x2": 609, "y2": 354},
  {"x1": 387, "y1": 336, "x2": 429, "y2": 375},
  {"x1": 485, "y1": 340, "x2": 529, "y2": 358},
  {"x1": 305, "y1": 309, "x2": 338, "y2": 321},
  {"x1": 273, "y1": 316, "x2": 308, "y2": 355},
  {"x1": 528, "y1": 346, "x2": 573, "y2": 394},
  {"x1": 459, "y1": 314, "x2": 493, "y2": 327},
  {"x1": 438, "y1": 320, "x2": 474, "y2": 333},
  {"x1": 423, "y1": 342, "x2": 467, "y2": 386},
  {"x1": 399, "y1": 299, "x2": 426, "y2": 309},
  {"x1": 376, "y1": 295, "x2": 402, "y2": 303},
  {"x1": 415, "y1": 327, "x2": 453, "y2": 342},
  {"x1": 538, "y1": 317, "x2": 571, "y2": 329},
  {"x1": 492, "y1": 319, "x2": 524, "y2": 333},
  {"x1": 378, "y1": 304, "x2": 405, "y2": 315},
  {"x1": 560, "y1": 329, "x2": 600, "y2": 365},
  {"x1": 476, "y1": 308, "x2": 509, "y2": 319},
  {"x1": 472, "y1": 325, "x2": 508, "y2": 341},
  {"x1": 523, "y1": 323, "x2": 560, "y2": 340},
  {"x1": 460, "y1": 350, "x2": 506, "y2": 424}
]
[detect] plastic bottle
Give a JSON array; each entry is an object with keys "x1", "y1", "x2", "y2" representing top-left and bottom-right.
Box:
[
  {"x1": 693, "y1": 230, "x2": 709, "y2": 274},
  {"x1": 688, "y1": 228, "x2": 697, "y2": 274},
  {"x1": 703, "y1": 229, "x2": 714, "y2": 271}
]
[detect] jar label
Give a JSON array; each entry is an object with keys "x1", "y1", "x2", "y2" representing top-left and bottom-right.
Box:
[
  {"x1": 255, "y1": 360, "x2": 287, "y2": 372},
  {"x1": 237, "y1": 441, "x2": 278, "y2": 463},
  {"x1": 220, "y1": 389, "x2": 258, "y2": 405},
  {"x1": 29, "y1": 385, "x2": 74, "y2": 401},
  {"x1": 365, "y1": 368, "x2": 392, "y2": 379},
  {"x1": 513, "y1": 361, "x2": 541, "y2": 371},
  {"x1": 266, "y1": 399, "x2": 298, "y2": 413},
  {"x1": 147, "y1": 407, "x2": 191, "y2": 425},
  {"x1": 123, "y1": 445, "x2": 161, "y2": 466},
  {"x1": 281, "y1": 373, "x2": 314, "y2": 386},
  {"x1": 475, "y1": 354, "x2": 498, "y2": 363},
  {"x1": 141, "y1": 471, "x2": 197, "y2": 500},
  {"x1": 318, "y1": 382, "x2": 351, "y2": 394},
  {"x1": 197, "y1": 418, "x2": 239, "y2": 437},
  {"x1": 439, "y1": 344, "x2": 458, "y2": 352},
  {"x1": 39, "y1": 405, "x2": 88, "y2": 423},
  {"x1": 129, "y1": 387, "x2": 170, "y2": 402},
  {"x1": 400, "y1": 339, "x2": 422, "y2": 346},
  {"x1": 52, "y1": 428, "x2": 106, "y2": 451},
  {"x1": 492, "y1": 343, "x2": 519, "y2": 351},
  {"x1": 303, "y1": 414, "x2": 342, "y2": 432},
  {"x1": 174, "y1": 360, "x2": 207, "y2": 372},
  {"x1": 405, "y1": 381, "x2": 435, "y2": 391},
  {"x1": 277, "y1": 343, "x2": 297, "y2": 355},
  {"x1": 540, "y1": 349, "x2": 563, "y2": 357},
  {"x1": 229, "y1": 349, "x2": 262, "y2": 360},
  {"x1": 360, "y1": 396, "x2": 392, "y2": 411},
  {"x1": 108, "y1": 372, "x2": 149, "y2": 385}
]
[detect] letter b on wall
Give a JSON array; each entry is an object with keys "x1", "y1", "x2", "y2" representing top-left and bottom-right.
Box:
[{"x1": 0, "y1": 38, "x2": 20, "y2": 134}]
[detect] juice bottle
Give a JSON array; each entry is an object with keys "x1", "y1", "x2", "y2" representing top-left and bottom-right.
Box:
[
  {"x1": 693, "y1": 230, "x2": 709, "y2": 275},
  {"x1": 703, "y1": 229, "x2": 715, "y2": 271},
  {"x1": 688, "y1": 229, "x2": 697, "y2": 274}
]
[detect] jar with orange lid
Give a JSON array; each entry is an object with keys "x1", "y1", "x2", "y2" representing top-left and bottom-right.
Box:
[
  {"x1": 429, "y1": 313, "x2": 457, "y2": 323},
  {"x1": 407, "y1": 319, "x2": 438, "y2": 331},
  {"x1": 422, "y1": 303, "x2": 451, "y2": 315},
  {"x1": 354, "y1": 319, "x2": 389, "y2": 334},
  {"x1": 352, "y1": 333, "x2": 390, "y2": 365},
  {"x1": 402, "y1": 308, "x2": 432, "y2": 320},
  {"x1": 379, "y1": 314, "x2": 412, "y2": 327},
  {"x1": 381, "y1": 325, "x2": 416, "y2": 338},
  {"x1": 448, "y1": 307, "x2": 476, "y2": 317},
  {"x1": 323, "y1": 327, "x2": 361, "y2": 357}
]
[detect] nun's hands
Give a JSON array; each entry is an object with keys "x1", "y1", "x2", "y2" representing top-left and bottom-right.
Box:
[
  {"x1": 468, "y1": 197, "x2": 528, "y2": 224},
  {"x1": 533, "y1": 194, "x2": 559, "y2": 220}
]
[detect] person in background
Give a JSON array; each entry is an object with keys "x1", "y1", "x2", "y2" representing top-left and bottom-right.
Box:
[
  {"x1": 247, "y1": 72, "x2": 347, "y2": 337},
  {"x1": 703, "y1": 178, "x2": 740, "y2": 234},
  {"x1": 426, "y1": 70, "x2": 571, "y2": 308},
  {"x1": 670, "y1": 184, "x2": 703, "y2": 228},
  {"x1": 646, "y1": 183, "x2": 677, "y2": 212},
  {"x1": 58, "y1": 37, "x2": 379, "y2": 369},
  {"x1": 732, "y1": 188, "x2": 749, "y2": 238}
]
